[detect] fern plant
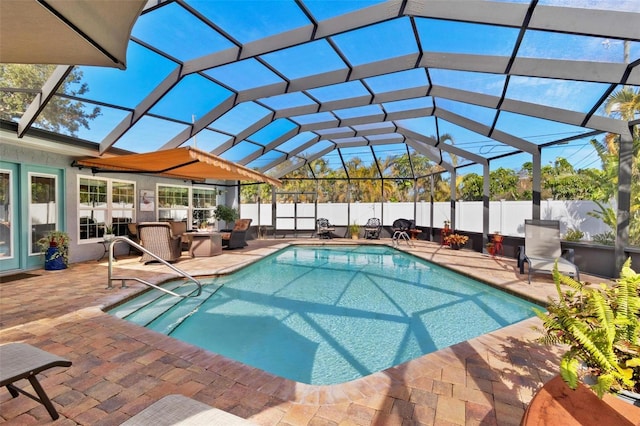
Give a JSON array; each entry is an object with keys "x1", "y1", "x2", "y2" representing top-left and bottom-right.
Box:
[{"x1": 533, "y1": 258, "x2": 640, "y2": 398}]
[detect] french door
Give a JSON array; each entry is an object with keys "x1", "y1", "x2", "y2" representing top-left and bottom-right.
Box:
[{"x1": 0, "y1": 161, "x2": 65, "y2": 273}]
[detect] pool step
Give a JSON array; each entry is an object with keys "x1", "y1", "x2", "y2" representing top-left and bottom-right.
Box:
[
  {"x1": 147, "y1": 282, "x2": 224, "y2": 335},
  {"x1": 108, "y1": 281, "x2": 197, "y2": 326}
]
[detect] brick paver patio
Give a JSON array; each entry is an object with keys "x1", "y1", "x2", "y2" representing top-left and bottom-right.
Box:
[{"x1": 1, "y1": 239, "x2": 599, "y2": 425}]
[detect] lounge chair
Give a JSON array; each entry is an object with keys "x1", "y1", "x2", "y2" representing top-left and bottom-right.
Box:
[
  {"x1": 519, "y1": 219, "x2": 579, "y2": 283},
  {"x1": 316, "y1": 218, "x2": 335, "y2": 239},
  {"x1": 392, "y1": 218, "x2": 414, "y2": 247},
  {"x1": 0, "y1": 343, "x2": 72, "y2": 420},
  {"x1": 221, "y1": 218, "x2": 252, "y2": 249},
  {"x1": 120, "y1": 394, "x2": 256, "y2": 425},
  {"x1": 137, "y1": 222, "x2": 183, "y2": 263},
  {"x1": 363, "y1": 218, "x2": 382, "y2": 239}
]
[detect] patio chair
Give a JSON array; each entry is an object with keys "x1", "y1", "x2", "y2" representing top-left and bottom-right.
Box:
[
  {"x1": 137, "y1": 222, "x2": 182, "y2": 264},
  {"x1": 0, "y1": 343, "x2": 72, "y2": 421},
  {"x1": 121, "y1": 394, "x2": 256, "y2": 425},
  {"x1": 168, "y1": 220, "x2": 190, "y2": 250},
  {"x1": 221, "y1": 218, "x2": 252, "y2": 249},
  {"x1": 363, "y1": 218, "x2": 382, "y2": 239},
  {"x1": 316, "y1": 218, "x2": 335, "y2": 239},
  {"x1": 520, "y1": 219, "x2": 579, "y2": 283},
  {"x1": 392, "y1": 218, "x2": 414, "y2": 247}
]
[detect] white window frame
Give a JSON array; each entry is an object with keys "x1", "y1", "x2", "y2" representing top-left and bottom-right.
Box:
[
  {"x1": 157, "y1": 184, "x2": 219, "y2": 228},
  {"x1": 77, "y1": 175, "x2": 136, "y2": 243}
]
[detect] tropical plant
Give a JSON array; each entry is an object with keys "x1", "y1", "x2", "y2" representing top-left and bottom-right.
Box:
[
  {"x1": 444, "y1": 233, "x2": 468, "y2": 246},
  {"x1": 533, "y1": 259, "x2": 640, "y2": 398},
  {"x1": 214, "y1": 205, "x2": 239, "y2": 225},
  {"x1": 348, "y1": 222, "x2": 360, "y2": 236},
  {"x1": 563, "y1": 228, "x2": 584, "y2": 242},
  {"x1": 36, "y1": 230, "x2": 71, "y2": 265},
  {"x1": 0, "y1": 64, "x2": 100, "y2": 136}
]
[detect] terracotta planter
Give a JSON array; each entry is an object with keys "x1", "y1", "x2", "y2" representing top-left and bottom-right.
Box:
[{"x1": 522, "y1": 375, "x2": 640, "y2": 425}]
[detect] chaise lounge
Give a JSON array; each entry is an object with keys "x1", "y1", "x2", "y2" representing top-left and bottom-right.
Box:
[
  {"x1": 520, "y1": 219, "x2": 580, "y2": 283},
  {"x1": 0, "y1": 343, "x2": 72, "y2": 420},
  {"x1": 120, "y1": 393, "x2": 256, "y2": 425}
]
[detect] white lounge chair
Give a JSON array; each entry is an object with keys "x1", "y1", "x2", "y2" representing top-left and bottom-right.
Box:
[
  {"x1": 120, "y1": 394, "x2": 256, "y2": 425},
  {"x1": 519, "y1": 219, "x2": 579, "y2": 283}
]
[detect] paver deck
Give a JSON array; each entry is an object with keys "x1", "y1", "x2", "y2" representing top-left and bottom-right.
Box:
[{"x1": 0, "y1": 239, "x2": 609, "y2": 425}]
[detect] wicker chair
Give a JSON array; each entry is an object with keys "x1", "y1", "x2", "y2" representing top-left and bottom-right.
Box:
[
  {"x1": 221, "y1": 218, "x2": 252, "y2": 249},
  {"x1": 137, "y1": 222, "x2": 182, "y2": 264}
]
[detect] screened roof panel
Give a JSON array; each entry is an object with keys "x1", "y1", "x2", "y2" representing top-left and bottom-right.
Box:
[
  {"x1": 260, "y1": 40, "x2": 348, "y2": 80},
  {"x1": 204, "y1": 59, "x2": 286, "y2": 94},
  {"x1": 519, "y1": 30, "x2": 633, "y2": 63},
  {"x1": 246, "y1": 119, "x2": 299, "y2": 145},
  {"x1": 183, "y1": 128, "x2": 233, "y2": 153},
  {"x1": 307, "y1": 81, "x2": 371, "y2": 104},
  {"x1": 277, "y1": 132, "x2": 320, "y2": 153},
  {"x1": 495, "y1": 112, "x2": 595, "y2": 145},
  {"x1": 416, "y1": 18, "x2": 519, "y2": 56},
  {"x1": 132, "y1": 2, "x2": 234, "y2": 62},
  {"x1": 222, "y1": 140, "x2": 262, "y2": 163},
  {"x1": 364, "y1": 68, "x2": 429, "y2": 97},
  {"x1": 188, "y1": 0, "x2": 311, "y2": 44},
  {"x1": 330, "y1": 17, "x2": 419, "y2": 66},
  {"x1": 149, "y1": 74, "x2": 233, "y2": 122},
  {"x1": 69, "y1": 43, "x2": 178, "y2": 108},
  {"x1": 209, "y1": 102, "x2": 272, "y2": 136},
  {"x1": 435, "y1": 99, "x2": 498, "y2": 128},
  {"x1": 246, "y1": 149, "x2": 287, "y2": 171},
  {"x1": 112, "y1": 116, "x2": 189, "y2": 152},
  {"x1": 429, "y1": 69, "x2": 506, "y2": 97},
  {"x1": 505, "y1": 76, "x2": 610, "y2": 112},
  {"x1": 538, "y1": 0, "x2": 640, "y2": 12}
]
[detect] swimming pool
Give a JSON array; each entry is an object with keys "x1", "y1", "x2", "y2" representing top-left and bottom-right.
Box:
[{"x1": 109, "y1": 245, "x2": 541, "y2": 385}]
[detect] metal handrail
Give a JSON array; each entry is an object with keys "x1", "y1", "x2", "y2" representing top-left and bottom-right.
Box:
[{"x1": 106, "y1": 236, "x2": 202, "y2": 298}]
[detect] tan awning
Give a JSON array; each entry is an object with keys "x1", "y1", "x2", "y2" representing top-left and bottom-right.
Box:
[
  {"x1": 74, "y1": 147, "x2": 282, "y2": 187},
  {"x1": 0, "y1": 0, "x2": 145, "y2": 69}
]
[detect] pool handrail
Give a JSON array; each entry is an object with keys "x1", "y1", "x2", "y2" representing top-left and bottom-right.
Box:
[{"x1": 106, "y1": 236, "x2": 202, "y2": 298}]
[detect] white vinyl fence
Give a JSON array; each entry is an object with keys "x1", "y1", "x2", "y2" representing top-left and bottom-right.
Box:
[{"x1": 240, "y1": 200, "x2": 611, "y2": 239}]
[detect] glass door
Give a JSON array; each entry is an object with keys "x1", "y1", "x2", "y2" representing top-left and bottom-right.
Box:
[
  {"x1": 0, "y1": 165, "x2": 17, "y2": 270},
  {"x1": 29, "y1": 173, "x2": 58, "y2": 256}
]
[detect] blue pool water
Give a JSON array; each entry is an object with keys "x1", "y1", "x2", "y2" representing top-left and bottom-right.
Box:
[{"x1": 109, "y1": 245, "x2": 541, "y2": 385}]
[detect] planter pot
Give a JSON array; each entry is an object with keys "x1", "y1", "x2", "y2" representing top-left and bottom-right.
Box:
[
  {"x1": 522, "y1": 375, "x2": 640, "y2": 425},
  {"x1": 103, "y1": 234, "x2": 115, "y2": 241},
  {"x1": 450, "y1": 243, "x2": 463, "y2": 250},
  {"x1": 44, "y1": 246, "x2": 67, "y2": 270}
]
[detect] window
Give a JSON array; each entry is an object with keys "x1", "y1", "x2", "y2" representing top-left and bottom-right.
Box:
[
  {"x1": 158, "y1": 185, "x2": 189, "y2": 223},
  {"x1": 192, "y1": 187, "x2": 217, "y2": 228},
  {"x1": 157, "y1": 184, "x2": 219, "y2": 228},
  {"x1": 78, "y1": 176, "x2": 135, "y2": 241}
]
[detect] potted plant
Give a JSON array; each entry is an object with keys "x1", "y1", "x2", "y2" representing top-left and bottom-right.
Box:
[
  {"x1": 444, "y1": 233, "x2": 468, "y2": 250},
  {"x1": 349, "y1": 222, "x2": 360, "y2": 239},
  {"x1": 533, "y1": 259, "x2": 640, "y2": 399},
  {"x1": 486, "y1": 242, "x2": 495, "y2": 256},
  {"x1": 103, "y1": 224, "x2": 115, "y2": 241},
  {"x1": 36, "y1": 230, "x2": 70, "y2": 270},
  {"x1": 214, "y1": 205, "x2": 239, "y2": 230}
]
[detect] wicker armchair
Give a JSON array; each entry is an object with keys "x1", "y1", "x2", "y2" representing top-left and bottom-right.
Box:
[
  {"x1": 221, "y1": 218, "x2": 252, "y2": 249},
  {"x1": 137, "y1": 222, "x2": 182, "y2": 263}
]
